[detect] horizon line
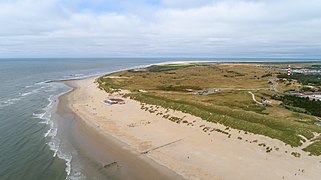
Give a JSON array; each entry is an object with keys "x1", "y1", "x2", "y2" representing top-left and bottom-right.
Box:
[{"x1": 0, "y1": 57, "x2": 320, "y2": 60}]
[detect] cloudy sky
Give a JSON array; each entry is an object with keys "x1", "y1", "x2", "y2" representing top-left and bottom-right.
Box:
[{"x1": 1, "y1": 0, "x2": 321, "y2": 58}]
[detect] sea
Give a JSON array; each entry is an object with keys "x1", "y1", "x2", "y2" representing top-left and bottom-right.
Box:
[
  {"x1": 0, "y1": 58, "x2": 174, "y2": 180},
  {"x1": 0, "y1": 58, "x2": 320, "y2": 180}
]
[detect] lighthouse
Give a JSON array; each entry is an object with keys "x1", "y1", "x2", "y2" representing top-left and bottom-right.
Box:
[{"x1": 287, "y1": 65, "x2": 291, "y2": 76}]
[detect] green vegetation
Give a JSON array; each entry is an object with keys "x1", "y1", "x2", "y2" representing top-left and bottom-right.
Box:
[
  {"x1": 158, "y1": 85, "x2": 202, "y2": 92},
  {"x1": 261, "y1": 72, "x2": 273, "y2": 78},
  {"x1": 281, "y1": 95, "x2": 321, "y2": 117},
  {"x1": 291, "y1": 152, "x2": 301, "y2": 158},
  {"x1": 283, "y1": 105, "x2": 307, "y2": 113},
  {"x1": 303, "y1": 141, "x2": 321, "y2": 156},
  {"x1": 311, "y1": 65, "x2": 321, "y2": 69},
  {"x1": 97, "y1": 63, "x2": 321, "y2": 155},
  {"x1": 277, "y1": 73, "x2": 321, "y2": 86},
  {"x1": 147, "y1": 63, "x2": 196, "y2": 72},
  {"x1": 98, "y1": 64, "x2": 273, "y2": 92},
  {"x1": 300, "y1": 86, "x2": 318, "y2": 92},
  {"x1": 96, "y1": 77, "x2": 122, "y2": 93}
]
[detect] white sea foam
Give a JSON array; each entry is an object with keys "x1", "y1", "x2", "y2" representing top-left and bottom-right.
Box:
[
  {"x1": 2, "y1": 98, "x2": 21, "y2": 104},
  {"x1": 33, "y1": 112, "x2": 45, "y2": 119},
  {"x1": 0, "y1": 97, "x2": 22, "y2": 108},
  {"x1": 47, "y1": 139, "x2": 60, "y2": 157},
  {"x1": 44, "y1": 122, "x2": 57, "y2": 138},
  {"x1": 64, "y1": 73, "x2": 85, "y2": 79},
  {"x1": 21, "y1": 92, "x2": 32, "y2": 96},
  {"x1": 33, "y1": 95, "x2": 54, "y2": 123},
  {"x1": 0, "y1": 84, "x2": 51, "y2": 109},
  {"x1": 34, "y1": 80, "x2": 48, "y2": 85},
  {"x1": 47, "y1": 126, "x2": 57, "y2": 138},
  {"x1": 48, "y1": 139, "x2": 72, "y2": 176},
  {"x1": 21, "y1": 85, "x2": 48, "y2": 97},
  {"x1": 74, "y1": 73, "x2": 84, "y2": 76},
  {"x1": 67, "y1": 172, "x2": 86, "y2": 180},
  {"x1": 32, "y1": 85, "x2": 80, "y2": 179},
  {"x1": 63, "y1": 154, "x2": 72, "y2": 176},
  {"x1": 44, "y1": 128, "x2": 52, "y2": 137}
]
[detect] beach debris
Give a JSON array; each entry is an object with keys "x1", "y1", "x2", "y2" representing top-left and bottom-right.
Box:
[
  {"x1": 141, "y1": 139, "x2": 183, "y2": 154},
  {"x1": 128, "y1": 123, "x2": 137, "y2": 127},
  {"x1": 103, "y1": 161, "x2": 118, "y2": 168}
]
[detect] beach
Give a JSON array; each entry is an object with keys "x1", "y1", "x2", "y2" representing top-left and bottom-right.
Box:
[{"x1": 60, "y1": 77, "x2": 321, "y2": 180}]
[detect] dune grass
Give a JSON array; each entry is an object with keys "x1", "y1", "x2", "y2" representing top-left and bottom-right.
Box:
[
  {"x1": 128, "y1": 92, "x2": 321, "y2": 147},
  {"x1": 303, "y1": 141, "x2": 321, "y2": 156},
  {"x1": 101, "y1": 64, "x2": 276, "y2": 91}
]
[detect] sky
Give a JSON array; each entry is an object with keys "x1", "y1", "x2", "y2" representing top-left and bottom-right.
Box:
[{"x1": 0, "y1": 0, "x2": 321, "y2": 58}]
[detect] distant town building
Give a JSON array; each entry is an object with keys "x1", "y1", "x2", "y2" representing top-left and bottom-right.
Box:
[
  {"x1": 290, "y1": 92, "x2": 303, "y2": 96},
  {"x1": 287, "y1": 65, "x2": 291, "y2": 76},
  {"x1": 292, "y1": 68, "x2": 321, "y2": 75},
  {"x1": 303, "y1": 92, "x2": 314, "y2": 95},
  {"x1": 289, "y1": 91, "x2": 321, "y2": 101}
]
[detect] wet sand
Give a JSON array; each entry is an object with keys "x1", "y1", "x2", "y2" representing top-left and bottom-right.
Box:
[
  {"x1": 58, "y1": 77, "x2": 321, "y2": 180},
  {"x1": 57, "y1": 80, "x2": 183, "y2": 180}
]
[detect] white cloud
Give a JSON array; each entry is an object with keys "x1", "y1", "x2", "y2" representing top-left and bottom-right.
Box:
[
  {"x1": 161, "y1": 0, "x2": 213, "y2": 8},
  {"x1": 0, "y1": 0, "x2": 321, "y2": 58}
]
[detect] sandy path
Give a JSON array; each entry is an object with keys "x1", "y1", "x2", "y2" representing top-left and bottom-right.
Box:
[
  {"x1": 248, "y1": 91, "x2": 263, "y2": 105},
  {"x1": 65, "y1": 77, "x2": 321, "y2": 180}
]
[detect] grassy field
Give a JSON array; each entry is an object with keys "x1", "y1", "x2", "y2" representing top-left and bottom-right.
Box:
[
  {"x1": 102, "y1": 63, "x2": 277, "y2": 91},
  {"x1": 97, "y1": 62, "x2": 321, "y2": 155}
]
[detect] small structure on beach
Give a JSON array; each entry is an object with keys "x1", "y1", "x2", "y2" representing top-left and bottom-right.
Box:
[{"x1": 104, "y1": 98, "x2": 125, "y2": 105}]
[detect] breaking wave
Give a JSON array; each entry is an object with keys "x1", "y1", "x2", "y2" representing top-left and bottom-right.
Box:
[{"x1": 32, "y1": 89, "x2": 79, "y2": 179}]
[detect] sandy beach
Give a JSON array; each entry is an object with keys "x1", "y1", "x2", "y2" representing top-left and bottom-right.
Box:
[{"x1": 61, "y1": 77, "x2": 321, "y2": 180}]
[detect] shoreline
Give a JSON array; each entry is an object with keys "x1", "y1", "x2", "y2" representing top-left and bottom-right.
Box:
[
  {"x1": 58, "y1": 78, "x2": 183, "y2": 180},
  {"x1": 58, "y1": 76, "x2": 321, "y2": 180}
]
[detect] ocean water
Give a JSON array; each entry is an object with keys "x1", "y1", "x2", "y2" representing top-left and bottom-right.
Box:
[{"x1": 0, "y1": 58, "x2": 168, "y2": 180}]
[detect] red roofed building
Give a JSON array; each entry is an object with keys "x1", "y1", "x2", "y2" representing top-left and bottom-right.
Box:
[{"x1": 110, "y1": 98, "x2": 125, "y2": 104}]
